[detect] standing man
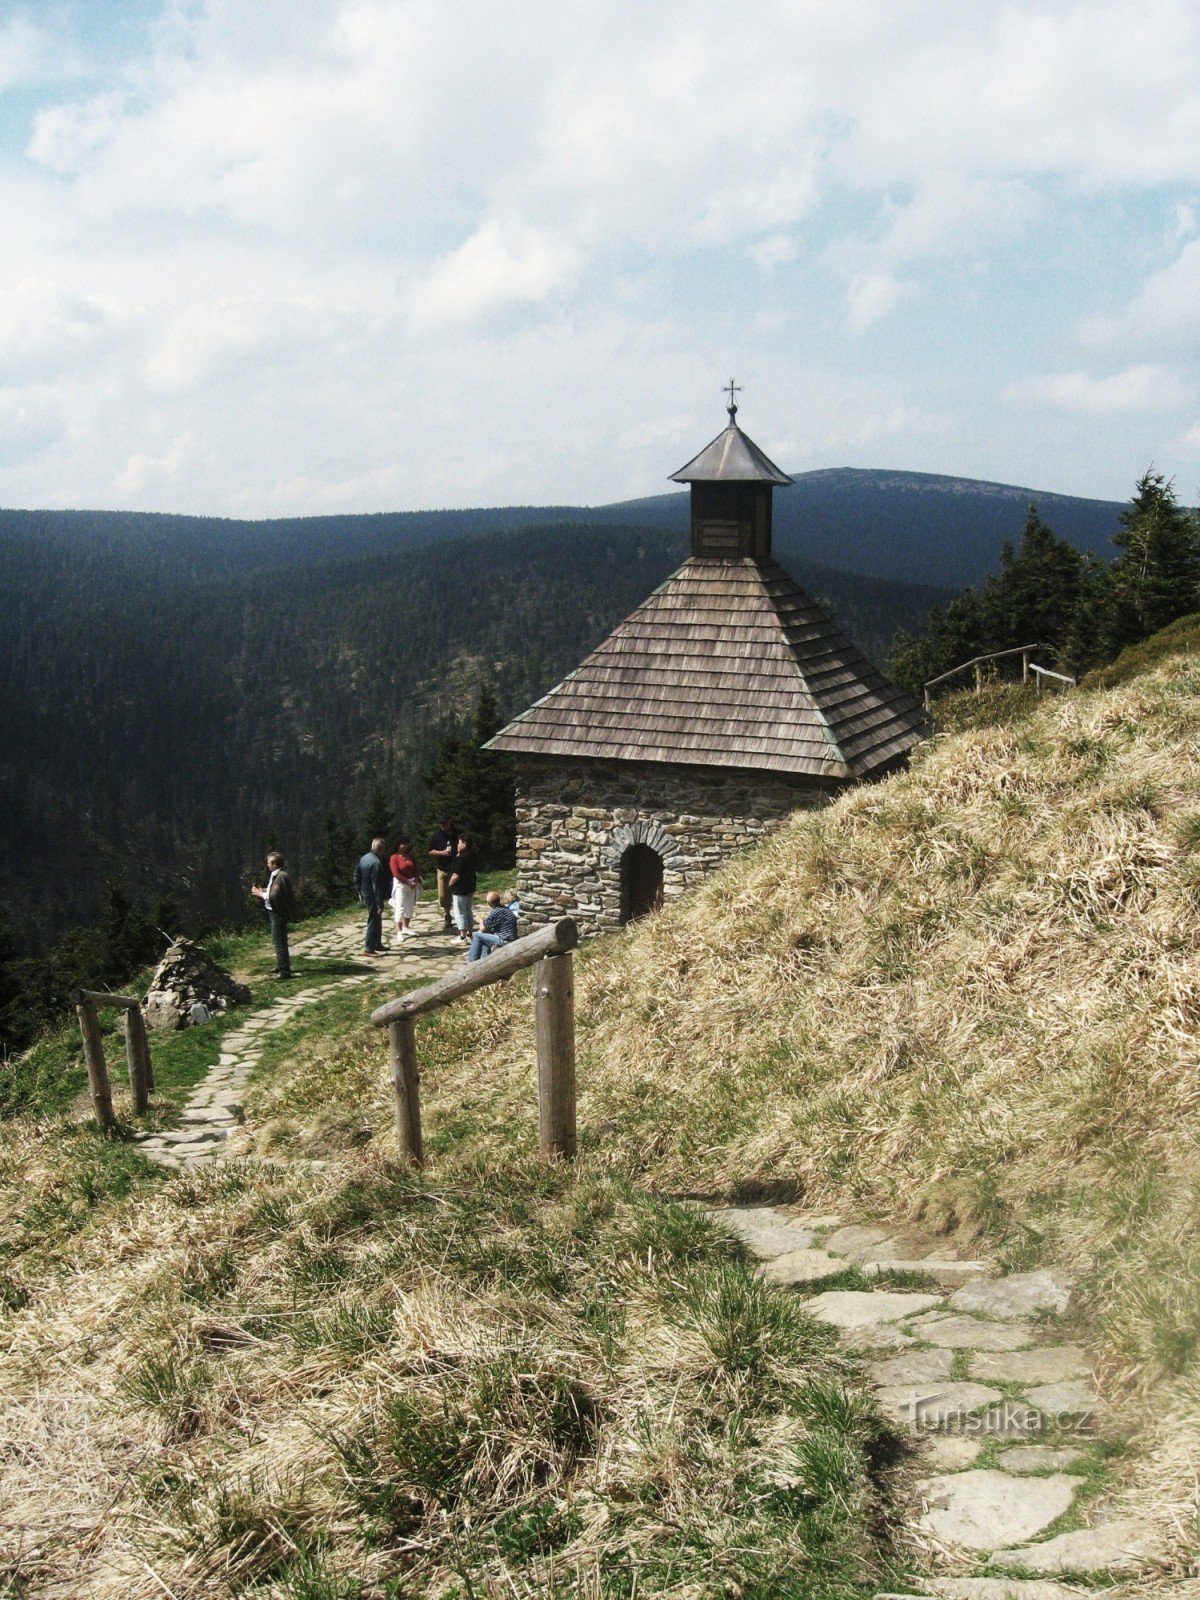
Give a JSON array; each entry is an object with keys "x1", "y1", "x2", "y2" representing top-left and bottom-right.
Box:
[
  {"x1": 251, "y1": 851, "x2": 296, "y2": 979},
  {"x1": 354, "y1": 836, "x2": 389, "y2": 956},
  {"x1": 428, "y1": 816, "x2": 458, "y2": 934}
]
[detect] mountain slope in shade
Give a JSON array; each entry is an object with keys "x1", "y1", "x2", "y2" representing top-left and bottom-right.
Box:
[
  {"x1": 598, "y1": 468, "x2": 1128, "y2": 588},
  {"x1": 0, "y1": 467, "x2": 1128, "y2": 594}
]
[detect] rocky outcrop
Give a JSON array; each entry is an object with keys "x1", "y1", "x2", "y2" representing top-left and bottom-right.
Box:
[{"x1": 143, "y1": 939, "x2": 251, "y2": 1031}]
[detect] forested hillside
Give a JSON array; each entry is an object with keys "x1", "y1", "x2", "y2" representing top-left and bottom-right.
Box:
[
  {"x1": 0, "y1": 519, "x2": 946, "y2": 956},
  {"x1": 607, "y1": 466, "x2": 1127, "y2": 586}
]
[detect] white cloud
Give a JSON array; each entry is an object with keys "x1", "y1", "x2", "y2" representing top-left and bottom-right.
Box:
[
  {"x1": 749, "y1": 234, "x2": 798, "y2": 272},
  {"x1": 0, "y1": 17, "x2": 55, "y2": 93},
  {"x1": 113, "y1": 433, "x2": 195, "y2": 497},
  {"x1": 27, "y1": 93, "x2": 126, "y2": 175},
  {"x1": 1008, "y1": 365, "x2": 1191, "y2": 414},
  {"x1": 1083, "y1": 237, "x2": 1200, "y2": 358},
  {"x1": 408, "y1": 220, "x2": 583, "y2": 328},
  {"x1": 5, "y1": 1, "x2": 1200, "y2": 512},
  {"x1": 846, "y1": 273, "x2": 909, "y2": 333}
]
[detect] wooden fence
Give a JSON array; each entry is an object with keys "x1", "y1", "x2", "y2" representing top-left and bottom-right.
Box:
[
  {"x1": 71, "y1": 988, "x2": 155, "y2": 1127},
  {"x1": 371, "y1": 917, "x2": 579, "y2": 1166},
  {"x1": 924, "y1": 643, "x2": 1076, "y2": 709}
]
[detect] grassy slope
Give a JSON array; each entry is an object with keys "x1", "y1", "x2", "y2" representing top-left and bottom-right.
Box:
[
  {"x1": 0, "y1": 896, "x2": 903, "y2": 1599},
  {"x1": 8, "y1": 645, "x2": 1200, "y2": 1591},
  {"x1": 329, "y1": 646, "x2": 1200, "y2": 1557}
]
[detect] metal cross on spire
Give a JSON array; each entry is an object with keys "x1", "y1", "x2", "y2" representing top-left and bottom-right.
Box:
[{"x1": 724, "y1": 377, "x2": 742, "y2": 420}]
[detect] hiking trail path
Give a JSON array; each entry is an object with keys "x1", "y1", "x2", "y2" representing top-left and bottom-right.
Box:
[{"x1": 130, "y1": 906, "x2": 1174, "y2": 1597}]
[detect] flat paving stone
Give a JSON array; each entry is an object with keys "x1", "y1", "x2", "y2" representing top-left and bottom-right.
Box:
[
  {"x1": 867, "y1": 1348, "x2": 955, "y2": 1387},
  {"x1": 863, "y1": 1259, "x2": 993, "y2": 1286},
  {"x1": 841, "y1": 1321, "x2": 917, "y2": 1352},
  {"x1": 927, "y1": 1580, "x2": 1096, "y2": 1600},
  {"x1": 759, "y1": 1249, "x2": 845, "y2": 1286},
  {"x1": 824, "y1": 1223, "x2": 894, "y2": 1257},
  {"x1": 970, "y1": 1347, "x2": 1089, "y2": 1385},
  {"x1": 1026, "y1": 1379, "x2": 1098, "y2": 1419},
  {"x1": 991, "y1": 1518, "x2": 1160, "y2": 1574},
  {"x1": 998, "y1": 1445, "x2": 1087, "y2": 1475},
  {"x1": 908, "y1": 1314, "x2": 1035, "y2": 1351},
  {"x1": 917, "y1": 1469, "x2": 1078, "y2": 1550},
  {"x1": 805, "y1": 1289, "x2": 943, "y2": 1328},
  {"x1": 923, "y1": 1436, "x2": 983, "y2": 1471},
  {"x1": 973, "y1": 1401, "x2": 1047, "y2": 1438},
  {"x1": 879, "y1": 1381, "x2": 1003, "y2": 1430},
  {"x1": 707, "y1": 1207, "x2": 817, "y2": 1256},
  {"x1": 949, "y1": 1270, "x2": 1073, "y2": 1321}
]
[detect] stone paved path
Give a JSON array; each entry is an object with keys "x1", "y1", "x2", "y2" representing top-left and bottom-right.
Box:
[
  {"x1": 132, "y1": 899, "x2": 464, "y2": 1170},
  {"x1": 708, "y1": 1205, "x2": 1161, "y2": 1596},
  {"x1": 127, "y1": 923, "x2": 1164, "y2": 1592}
]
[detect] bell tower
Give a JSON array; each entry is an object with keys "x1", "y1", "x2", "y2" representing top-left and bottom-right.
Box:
[{"x1": 669, "y1": 380, "x2": 793, "y2": 560}]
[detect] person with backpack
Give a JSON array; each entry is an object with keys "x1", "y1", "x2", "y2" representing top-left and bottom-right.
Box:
[{"x1": 251, "y1": 850, "x2": 297, "y2": 979}]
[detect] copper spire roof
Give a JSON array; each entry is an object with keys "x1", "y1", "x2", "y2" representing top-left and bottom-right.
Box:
[{"x1": 485, "y1": 556, "x2": 925, "y2": 780}]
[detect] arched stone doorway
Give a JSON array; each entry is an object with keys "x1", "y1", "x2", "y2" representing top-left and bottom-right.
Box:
[{"x1": 620, "y1": 842, "x2": 664, "y2": 924}]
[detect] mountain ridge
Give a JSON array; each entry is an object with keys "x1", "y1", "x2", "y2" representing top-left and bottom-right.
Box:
[{"x1": 0, "y1": 466, "x2": 1129, "y2": 590}]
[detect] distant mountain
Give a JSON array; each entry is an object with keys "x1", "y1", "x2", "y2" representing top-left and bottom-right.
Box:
[
  {"x1": 597, "y1": 468, "x2": 1129, "y2": 588},
  {"x1": 0, "y1": 466, "x2": 1132, "y2": 952},
  {"x1": 0, "y1": 467, "x2": 1128, "y2": 595}
]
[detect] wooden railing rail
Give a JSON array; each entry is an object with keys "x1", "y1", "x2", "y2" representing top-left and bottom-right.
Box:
[
  {"x1": 1029, "y1": 662, "x2": 1077, "y2": 690},
  {"x1": 370, "y1": 917, "x2": 579, "y2": 1167},
  {"x1": 923, "y1": 643, "x2": 1076, "y2": 708},
  {"x1": 70, "y1": 987, "x2": 154, "y2": 1127}
]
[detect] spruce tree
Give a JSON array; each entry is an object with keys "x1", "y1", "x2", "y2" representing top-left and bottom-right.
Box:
[
  {"x1": 363, "y1": 783, "x2": 394, "y2": 849},
  {"x1": 1108, "y1": 470, "x2": 1200, "y2": 650},
  {"x1": 421, "y1": 683, "x2": 515, "y2": 869}
]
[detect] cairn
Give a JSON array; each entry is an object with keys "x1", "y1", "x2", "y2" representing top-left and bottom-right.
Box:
[{"x1": 143, "y1": 938, "x2": 251, "y2": 1031}]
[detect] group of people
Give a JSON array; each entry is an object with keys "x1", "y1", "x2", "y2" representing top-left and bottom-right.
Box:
[
  {"x1": 355, "y1": 818, "x2": 520, "y2": 963},
  {"x1": 252, "y1": 820, "x2": 522, "y2": 978}
]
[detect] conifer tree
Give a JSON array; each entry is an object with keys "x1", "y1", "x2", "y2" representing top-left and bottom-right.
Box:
[
  {"x1": 421, "y1": 683, "x2": 515, "y2": 868},
  {"x1": 314, "y1": 812, "x2": 357, "y2": 905},
  {"x1": 363, "y1": 783, "x2": 394, "y2": 849},
  {"x1": 1107, "y1": 470, "x2": 1200, "y2": 650}
]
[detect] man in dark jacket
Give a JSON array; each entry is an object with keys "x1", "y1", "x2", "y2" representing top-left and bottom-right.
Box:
[
  {"x1": 428, "y1": 817, "x2": 458, "y2": 933},
  {"x1": 252, "y1": 851, "x2": 296, "y2": 978},
  {"x1": 354, "y1": 837, "x2": 389, "y2": 955}
]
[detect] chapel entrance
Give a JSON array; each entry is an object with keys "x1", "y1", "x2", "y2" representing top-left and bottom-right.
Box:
[{"x1": 620, "y1": 843, "x2": 664, "y2": 925}]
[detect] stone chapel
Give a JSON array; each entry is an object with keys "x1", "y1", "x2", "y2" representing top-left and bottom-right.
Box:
[{"x1": 486, "y1": 393, "x2": 926, "y2": 933}]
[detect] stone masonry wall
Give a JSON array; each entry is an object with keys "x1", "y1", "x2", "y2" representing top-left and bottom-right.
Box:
[{"x1": 515, "y1": 756, "x2": 834, "y2": 935}]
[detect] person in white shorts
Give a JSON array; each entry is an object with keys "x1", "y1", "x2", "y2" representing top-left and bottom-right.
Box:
[{"x1": 388, "y1": 839, "x2": 422, "y2": 937}]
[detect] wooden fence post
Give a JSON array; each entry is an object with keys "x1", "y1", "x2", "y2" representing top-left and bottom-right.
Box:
[
  {"x1": 1022, "y1": 649, "x2": 1031, "y2": 684},
  {"x1": 76, "y1": 1000, "x2": 114, "y2": 1130},
  {"x1": 533, "y1": 952, "x2": 576, "y2": 1160},
  {"x1": 123, "y1": 1004, "x2": 152, "y2": 1115},
  {"x1": 388, "y1": 1016, "x2": 424, "y2": 1166},
  {"x1": 974, "y1": 662, "x2": 983, "y2": 695}
]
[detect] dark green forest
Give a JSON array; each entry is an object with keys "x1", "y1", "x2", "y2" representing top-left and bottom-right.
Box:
[
  {"x1": 0, "y1": 516, "x2": 946, "y2": 962},
  {"x1": 891, "y1": 471, "x2": 1200, "y2": 699},
  {"x1": 0, "y1": 465, "x2": 1138, "y2": 1053}
]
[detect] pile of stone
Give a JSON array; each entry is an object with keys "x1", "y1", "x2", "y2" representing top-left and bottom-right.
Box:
[{"x1": 143, "y1": 939, "x2": 251, "y2": 1031}]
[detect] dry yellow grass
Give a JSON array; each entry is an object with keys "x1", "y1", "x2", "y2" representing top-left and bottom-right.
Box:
[
  {"x1": 9, "y1": 651, "x2": 1200, "y2": 1593},
  {"x1": 265, "y1": 653, "x2": 1200, "y2": 1568}
]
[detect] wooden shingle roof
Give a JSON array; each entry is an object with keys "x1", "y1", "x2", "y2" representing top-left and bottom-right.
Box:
[{"x1": 486, "y1": 557, "x2": 926, "y2": 780}]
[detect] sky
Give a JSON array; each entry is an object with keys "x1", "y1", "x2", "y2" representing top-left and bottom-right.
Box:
[{"x1": 2, "y1": 0, "x2": 1200, "y2": 515}]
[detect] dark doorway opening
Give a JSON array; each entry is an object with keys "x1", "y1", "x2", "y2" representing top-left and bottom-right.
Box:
[{"x1": 620, "y1": 843, "x2": 664, "y2": 925}]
